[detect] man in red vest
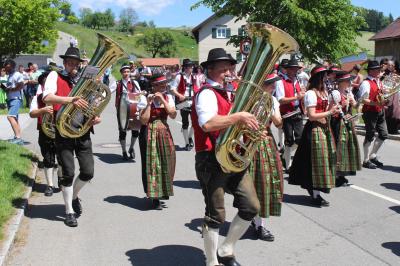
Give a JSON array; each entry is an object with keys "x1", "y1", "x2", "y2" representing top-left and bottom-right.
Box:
[
  {"x1": 275, "y1": 58, "x2": 305, "y2": 172},
  {"x1": 170, "y1": 58, "x2": 198, "y2": 150},
  {"x1": 43, "y1": 47, "x2": 101, "y2": 227},
  {"x1": 192, "y1": 48, "x2": 260, "y2": 266},
  {"x1": 358, "y1": 60, "x2": 389, "y2": 169}
]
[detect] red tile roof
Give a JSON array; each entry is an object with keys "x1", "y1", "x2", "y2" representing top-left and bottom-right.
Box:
[
  {"x1": 140, "y1": 58, "x2": 180, "y2": 67},
  {"x1": 370, "y1": 18, "x2": 400, "y2": 41},
  {"x1": 341, "y1": 60, "x2": 368, "y2": 72}
]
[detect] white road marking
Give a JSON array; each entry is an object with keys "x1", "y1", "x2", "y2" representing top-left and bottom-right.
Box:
[{"x1": 350, "y1": 185, "x2": 400, "y2": 205}]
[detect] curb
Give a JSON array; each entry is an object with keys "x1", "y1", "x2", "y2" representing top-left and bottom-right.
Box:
[
  {"x1": 355, "y1": 126, "x2": 400, "y2": 141},
  {"x1": 0, "y1": 161, "x2": 38, "y2": 266}
]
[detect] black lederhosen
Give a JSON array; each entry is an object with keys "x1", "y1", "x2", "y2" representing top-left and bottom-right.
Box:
[
  {"x1": 195, "y1": 151, "x2": 260, "y2": 229},
  {"x1": 180, "y1": 108, "x2": 191, "y2": 130},
  {"x1": 362, "y1": 110, "x2": 388, "y2": 143},
  {"x1": 38, "y1": 129, "x2": 57, "y2": 168},
  {"x1": 55, "y1": 131, "x2": 94, "y2": 187},
  {"x1": 283, "y1": 113, "x2": 304, "y2": 146},
  {"x1": 118, "y1": 129, "x2": 139, "y2": 141}
]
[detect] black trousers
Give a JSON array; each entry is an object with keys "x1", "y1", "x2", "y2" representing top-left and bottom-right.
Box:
[
  {"x1": 195, "y1": 151, "x2": 260, "y2": 229},
  {"x1": 118, "y1": 129, "x2": 139, "y2": 141},
  {"x1": 283, "y1": 115, "x2": 304, "y2": 146},
  {"x1": 180, "y1": 109, "x2": 191, "y2": 130},
  {"x1": 362, "y1": 111, "x2": 388, "y2": 143},
  {"x1": 55, "y1": 131, "x2": 94, "y2": 187},
  {"x1": 38, "y1": 129, "x2": 57, "y2": 168}
]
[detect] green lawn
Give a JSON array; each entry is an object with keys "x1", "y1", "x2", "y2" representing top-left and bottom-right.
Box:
[
  {"x1": 0, "y1": 141, "x2": 34, "y2": 240},
  {"x1": 356, "y1": 31, "x2": 375, "y2": 56}
]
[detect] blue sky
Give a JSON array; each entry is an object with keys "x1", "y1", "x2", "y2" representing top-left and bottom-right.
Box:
[{"x1": 70, "y1": 0, "x2": 400, "y2": 28}]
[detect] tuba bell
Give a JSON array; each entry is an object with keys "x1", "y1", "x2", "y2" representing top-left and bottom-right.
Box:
[
  {"x1": 41, "y1": 111, "x2": 56, "y2": 139},
  {"x1": 215, "y1": 23, "x2": 299, "y2": 173},
  {"x1": 378, "y1": 73, "x2": 400, "y2": 104},
  {"x1": 56, "y1": 33, "x2": 128, "y2": 138}
]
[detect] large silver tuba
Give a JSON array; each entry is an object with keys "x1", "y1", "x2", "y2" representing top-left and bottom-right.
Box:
[
  {"x1": 56, "y1": 33, "x2": 128, "y2": 138},
  {"x1": 215, "y1": 23, "x2": 299, "y2": 173}
]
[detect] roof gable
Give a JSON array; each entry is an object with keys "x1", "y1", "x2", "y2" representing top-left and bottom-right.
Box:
[{"x1": 370, "y1": 18, "x2": 400, "y2": 41}]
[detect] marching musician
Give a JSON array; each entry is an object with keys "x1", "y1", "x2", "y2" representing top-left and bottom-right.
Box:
[
  {"x1": 330, "y1": 72, "x2": 361, "y2": 187},
  {"x1": 289, "y1": 66, "x2": 341, "y2": 207},
  {"x1": 170, "y1": 59, "x2": 198, "y2": 150},
  {"x1": 192, "y1": 48, "x2": 260, "y2": 266},
  {"x1": 359, "y1": 60, "x2": 389, "y2": 169},
  {"x1": 29, "y1": 72, "x2": 59, "y2": 197},
  {"x1": 249, "y1": 73, "x2": 283, "y2": 242},
  {"x1": 116, "y1": 65, "x2": 141, "y2": 160},
  {"x1": 43, "y1": 47, "x2": 101, "y2": 227},
  {"x1": 138, "y1": 73, "x2": 177, "y2": 210},
  {"x1": 275, "y1": 58, "x2": 305, "y2": 172}
]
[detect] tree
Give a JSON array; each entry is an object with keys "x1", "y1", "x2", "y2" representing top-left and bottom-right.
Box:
[
  {"x1": 192, "y1": 0, "x2": 366, "y2": 62},
  {"x1": 66, "y1": 14, "x2": 79, "y2": 24},
  {"x1": 103, "y1": 8, "x2": 115, "y2": 29},
  {"x1": 119, "y1": 8, "x2": 138, "y2": 32},
  {"x1": 0, "y1": 0, "x2": 60, "y2": 63},
  {"x1": 59, "y1": 0, "x2": 72, "y2": 21},
  {"x1": 148, "y1": 20, "x2": 156, "y2": 28},
  {"x1": 80, "y1": 7, "x2": 93, "y2": 28},
  {"x1": 136, "y1": 29, "x2": 176, "y2": 58}
]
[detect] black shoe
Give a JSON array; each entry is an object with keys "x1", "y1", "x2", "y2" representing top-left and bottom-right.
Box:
[
  {"x1": 185, "y1": 144, "x2": 192, "y2": 151},
  {"x1": 257, "y1": 226, "x2": 275, "y2": 241},
  {"x1": 128, "y1": 148, "x2": 135, "y2": 160},
  {"x1": 122, "y1": 152, "x2": 129, "y2": 161},
  {"x1": 188, "y1": 138, "x2": 194, "y2": 147},
  {"x1": 250, "y1": 219, "x2": 256, "y2": 228},
  {"x1": 72, "y1": 197, "x2": 82, "y2": 217},
  {"x1": 44, "y1": 186, "x2": 54, "y2": 197},
  {"x1": 335, "y1": 176, "x2": 349, "y2": 187},
  {"x1": 152, "y1": 199, "x2": 163, "y2": 210},
  {"x1": 311, "y1": 195, "x2": 330, "y2": 207},
  {"x1": 363, "y1": 160, "x2": 377, "y2": 169},
  {"x1": 217, "y1": 252, "x2": 241, "y2": 266},
  {"x1": 64, "y1": 213, "x2": 78, "y2": 227},
  {"x1": 370, "y1": 157, "x2": 383, "y2": 168}
]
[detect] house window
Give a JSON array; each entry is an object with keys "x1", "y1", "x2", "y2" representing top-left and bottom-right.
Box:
[
  {"x1": 217, "y1": 27, "x2": 227, "y2": 38},
  {"x1": 212, "y1": 27, "x2": 231, "y2": 39}
]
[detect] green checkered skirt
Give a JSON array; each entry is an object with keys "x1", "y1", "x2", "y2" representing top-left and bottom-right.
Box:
[
  {"x1": 336, "y1": 120, "x2": 361, "y2": 175},
  {"x1": 145, "y1": 119, "x2": 176, "y2": 199},
  {"x1": 249, "y1": 133, "x2": 283, "y2": 218}
]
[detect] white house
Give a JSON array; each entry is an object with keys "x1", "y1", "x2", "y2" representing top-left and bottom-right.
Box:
[{"x1": 192, "y1": 14, "x2": 247, "y2": 69}]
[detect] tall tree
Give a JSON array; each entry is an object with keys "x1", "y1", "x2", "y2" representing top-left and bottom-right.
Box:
[
  {"x1": 136, "y1": 29, "x2": 176, "y2": 58},
  {"x1": 80, "y1": 7, "x2": 93, "y2": 28},
  {"x1": 0, "y1": 0, "x2": 60, "y2": 63},
  {"x1": 104, "y1": 8, "x2": 115, "y2": 29},
  {"x1": 192, "y1": 0, "x2": 365, "y2": 61},
  {"x1": 119, "y1": 8, "x2": 138, "y2": 32}
]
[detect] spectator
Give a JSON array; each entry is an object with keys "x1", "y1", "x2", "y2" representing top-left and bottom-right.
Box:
[
  {"x1": 297, "y1": 62, "x2": 310, "y2": 90},
  {"x1": 18, "y1": 64, "x2": 30, "y2": 107},
  {"x1": 103, "y1": 66, "x2": 111, "y2": 86},
  {"x1": 129, "y1": 61, "x2": 139, "y2": 79},
  {"x1": 69, "y1": 36, "x2": 74, "y2": 47},
  {"x1": 0, "y1": 68, "x2": 7, "y2": 109},
  {"x1": 1, "y1": 59, "x2": 25, "y2": 144},
  {"x1": 26, "y1": 63, "x2": 41, "y2": 107},
  {"x1": 193, "y1": 66, "x2": 206, "y2": 88},
  {"x1": 351, "y1": 64, "x2": 363, "y2": 99}
]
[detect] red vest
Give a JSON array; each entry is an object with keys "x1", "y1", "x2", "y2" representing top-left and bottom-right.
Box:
[
  {"x1": 53, "y1": 74, "x2": 73, "y2": 112},
  {"x1": 279, "y1": 78, "x2": 301, "y2": 115},
  {"x1": 362, "y1": 79, "x2": 382, "y2": 113},
  {"x1": 177, "y1": 73, "x2": 199, "y2": 96},
  {"x1": 191, "y1": 85, "x2": 232, "y2": 152},
  {"x1": 316, "y1": 96, "x2": 328, "y2": 113},
  {"x1": 149, "y1": 95, "x2": 169, "y2": 123},
  {"x1": 36, "y1": 93, "x2": 46, "y2": 129},
  {"x1": 115, "y1": 79, "x2": 138, "y2": 107}
]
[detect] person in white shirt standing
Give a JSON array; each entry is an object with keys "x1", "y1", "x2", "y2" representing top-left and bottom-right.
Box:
[{"x1": 170, "y1": 59, "x2": 198, "y2": 150}]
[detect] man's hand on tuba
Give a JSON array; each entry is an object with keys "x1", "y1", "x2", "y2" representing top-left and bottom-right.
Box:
[{"x1": 71, "y1": 96, "x2": 89, "y2": 109}]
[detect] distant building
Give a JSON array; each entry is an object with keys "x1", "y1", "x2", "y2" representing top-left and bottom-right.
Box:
[
  {"x1": 370, "y1": 18, "x2": 400, "y2": 62},
  {"x1": 192, "y1": 14, "x2": 247, "y2": 69}
]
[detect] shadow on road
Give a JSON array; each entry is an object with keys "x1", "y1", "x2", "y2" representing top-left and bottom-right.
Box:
[
  {"x1": 25, "y1": 204, "x2": 65, "y2": 222},
  {"x1": 389, "y1": 206, "x2": 400, "y2": 214},
  {"x1": 381, "y1": 183, "x2": 400, "y2": 191},
  {"x1": 93, "y1": 152, "x2": 135, "y2": 164},
  {"x1": 126, "y1": 245, "x2": 204, "y2": 265},
  {"x1": 382, "y1": 242, "x2": 400, "y2": 257},
  {"x1": 381, "y1": 165, "x2": 400, "y2": 173},
  {"x1": 173, "y1": 180, "x2": 201, "y2": 189},
  {"x1": 174, "y1": 145, "x2": 190, "y2": 152},
  {"x1": 32, "y1": 182, "x2": 61, "y2": 195},
  {"x1": 104, "y1": 195, "x2": 154, "y2": 211},
  {"x1": 283, "y1": 193, "x2": 321, "y2": 208}
]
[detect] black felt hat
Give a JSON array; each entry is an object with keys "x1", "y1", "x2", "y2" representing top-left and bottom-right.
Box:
[
  {"x1": 280, "y1": 58, "x2": 289, "y2": 68},
  {"x1": 201, "y1": 48, "x2": 237, "y2": 68},
  {"x1": 366, "y1": 60, "x2": 381, "y2": 70},
  {"x1": 285, "y1": 58, "x2": 301, "y2": 68},
  {"x1": 59, "y1": 47, "x2": 84, "y2": 62},
  {"x1": 182, "y1": 58, "x2": 194, "y2": 67}
]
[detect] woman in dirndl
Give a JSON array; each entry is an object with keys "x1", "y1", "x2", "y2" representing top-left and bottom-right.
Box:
[
  {"x1": 249, "y1": 74, "x2": 283, "y2": 241},
  {"x1": 330, "y1": 72, "x2": 361, "y2": 187},
  {"x1": 289, "y1": 66, "x2": 341, "y2": 207},
  {"x1": 138, "y1": 73, "x2": 177, "y2": 210}
]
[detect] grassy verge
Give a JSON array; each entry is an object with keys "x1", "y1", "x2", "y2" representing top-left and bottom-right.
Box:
[
  {"x1": 356, "y1": 31, "x2": 375, "y2": 56},
  {"x1": 0, "y1": 141, "x2": 34, "y2": 240}
]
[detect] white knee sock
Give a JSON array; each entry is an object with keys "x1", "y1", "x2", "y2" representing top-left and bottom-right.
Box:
[
  {"x1": 313, "y1": 190, "x2": 320, "y2": 198},
  {"x1": 203, "y1": 226, "x2": 219, "y2": 266},
  {"x1": 189, "y1": 127, "x2": 194, "y2": 139},
  {"x1": 278, "y1": 128, "x2": 284, "y2": 147},
  {"x1": 363, "y1": 141, "x2": 372, "y2": 162},
  {"x1": 284, "y1": 146, "x2": 292, "y2": 169},
  {"x1": 44, "y1": 167, "x2": 53, "y2": 187},
  {"x1": 62, "y1": 186, "x2": 74, "y2": 214},
  {"x1": 218, "y1": 214, "x2": 250, "y2": 257},
  {"x1": 129, "y1": 136, "x2": 137, "y2": 151},
  {"x1": 182, "y1": 129, "x2": 189, "y2": 145},
  {"x1": 254, "y1": 216, "x2": 262, "y2": 228},
  {"x1": 369, "y1": 138, "x2": 384, "y2": 159},
  {"x1": 73, "y1": 178, "x2": 88, "y2": 200},
  {"x1": 120, "y1": 139, "x2": 127, "y2": 153}
]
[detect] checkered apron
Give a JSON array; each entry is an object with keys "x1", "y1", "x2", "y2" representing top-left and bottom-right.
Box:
[
  {"x1": 249, "y1": 133, "x2": 283, "y2": 218},
  {"x1": 146, "y1": 119, "x2": 176, "y2": 198},
  {"x1": 336, "y1": 120, "x2": 361, "y2": 174}
]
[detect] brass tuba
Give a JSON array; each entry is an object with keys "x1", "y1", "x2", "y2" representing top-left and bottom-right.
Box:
[
  {"x1": 378, "y1": 73, "x2": 400, "y2": 104},
  {"x1": 215, "y1": 23, "x2": 299, "y2": 173},
  {"x1": 56, "y1": 33, "x2": 128, "y2": 138},
  {"x1": 41, "y1": 111, "x2": 56, "y2": 139}
]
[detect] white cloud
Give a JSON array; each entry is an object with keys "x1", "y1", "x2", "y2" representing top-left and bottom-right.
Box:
[{"x1": 73, "y1": 0, "x2": 176, "y2": 16}]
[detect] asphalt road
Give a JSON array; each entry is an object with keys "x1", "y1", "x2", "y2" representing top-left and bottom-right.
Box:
[{"x1": 5, "y1": 92, "x2": 400, "y2": 266}]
